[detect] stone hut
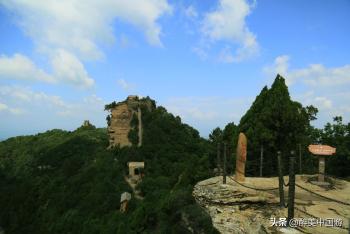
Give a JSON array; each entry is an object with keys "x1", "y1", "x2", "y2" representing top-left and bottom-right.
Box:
[{"x1": 127, "y1": 161, "x2": 145, "y2": 182}]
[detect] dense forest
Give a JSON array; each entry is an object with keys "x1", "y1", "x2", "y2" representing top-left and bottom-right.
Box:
[
  {"x1": 0, "y1": 104, "x2": 218, "y2": 233},
  {"x1": 209, "y1": 75, "x2": 350, "y2": 178},
  {"x1": 0, "y1": 75, "x2": 349, "y2": 233}
]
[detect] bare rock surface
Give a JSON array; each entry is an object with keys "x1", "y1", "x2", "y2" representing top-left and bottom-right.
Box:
[{"x1": 193, "y1": 175, "x2": 350, "y2": 234}]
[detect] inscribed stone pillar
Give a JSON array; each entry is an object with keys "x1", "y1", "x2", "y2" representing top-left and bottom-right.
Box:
[{"x1": 235, "y1": 133, "x2": 247, "y2": 182}]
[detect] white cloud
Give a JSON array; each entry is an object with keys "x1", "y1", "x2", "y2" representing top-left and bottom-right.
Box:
[
  {"x1": 184, "y1": 5, "x2": 198, "y2": 19},
  {"x1": 0, "y1": 102, "x2": 24, "y2": 115},
  {"x1": 268, "y1": 55, "x2": 350, "y2": 128},
  {"x1": 200, "y1": 0, "x2": 259, "y2": 62},
  {"x1": 0, "y1": 52, "x2": 93, "y2": 88},
  {"x1": 2, "y1": 0, "x2": 172, "y2": 55},
  {"x1": 162, "y1": 96, "x2": 252, "y2": 137},
  {"x1": 294, "y1": 91, "x2": 350, "y2": 128},
  {"x1": 0, "y1": 85, "x2": 107, "y2": 138},
  {"x1": 265, "y1": 55, "x2": 350, "y2": 86},
  {"x1": 314, "y1": 97, "x2": 332, "y2": 110},
  {"x1": 0, "y1": 54, "x2": 55, "y2": 83},
  {"x1": 0, "y1": 103, "x2": 8, "y2": 111},
  {"x1": 117, "y1": 79, "x2": 135, "y2": 91},
  {"x1": 50, "y1": 49, "x2": 94, "y2": 88},
  {"x1": 1, "y1": 0, "x2": 172, "y2": 87},
  {"x1": 0, "y1": 85, "x2": 69, "y2": 109}
]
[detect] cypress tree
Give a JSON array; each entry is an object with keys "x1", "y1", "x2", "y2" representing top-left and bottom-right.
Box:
[{"x1": 238, "y1": 74, "x2": 316, "y2": 176}]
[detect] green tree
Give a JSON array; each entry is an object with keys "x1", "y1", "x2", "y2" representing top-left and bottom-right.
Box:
[
  {"x1": 238, "y1": 74, "x2": 316, "y2": 176},
  {"x1": 320, "y1": 116, "x2": 350, "y2": 177}
]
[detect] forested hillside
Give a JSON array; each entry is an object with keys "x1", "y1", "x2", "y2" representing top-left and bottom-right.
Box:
[
  {"x1": 1, "y1": 75, "x2": 349, "y2": 234},
  {"x1": 208, "y1": 75, "x2": 350, "y2": 178},
  {"x1": 0, "y1": 105, "x2": 218, "y2": 233}
]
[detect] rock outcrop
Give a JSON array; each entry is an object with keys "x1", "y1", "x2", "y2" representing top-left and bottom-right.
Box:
[
  {"x1": 106, "y1": 95, "x2": 153, "y2": 148},
  {"x1": 193, "y1": 175, "x2": 350, "y2": 234}
]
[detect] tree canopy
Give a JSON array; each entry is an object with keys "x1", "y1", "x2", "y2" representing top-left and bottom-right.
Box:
[
  {"x1": 0, "y1": 103, "x2": 218, "y2": 234},
  {"x1": 238, "y1": 74, "x2": 318, "y2": 176}
]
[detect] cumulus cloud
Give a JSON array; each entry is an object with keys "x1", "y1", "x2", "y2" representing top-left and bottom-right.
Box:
[
  {"x1": 50, "y1": 49, "x2": 94, "y2": 88},
  {"x1": 294, "y1": 90, "x2": 350, "y2": 128},
  {"x1": 117, "y1": 78, "x2": 135, "y2": 91},
  {"x1": 0, "y1": 85, "x2": 69, "y2": 110},
  {"x1": 265, "y1": 55, "x2": 350, "y2": 86},
  {"x1": 0, "y1": 52, "x2": 93, "y2": 88},
  {"x1": 0, "y1": 102, "x2": 24, "y2": 115},
  {"x1": 200, "y1": 0, "x2": 259, "y2": 62},
  {"x1": 1, "y1": 0, "x2": 172, "y2": 87},
  {"x1": 313, "y1": 97, "x2": 332, "y2": 110},
  {"x1": 2, "y1": 0, "x2": 172, "y2": 55},
  {"x1": 0, "y1": 54, "x2": 55, "y2": 83},
  {"x1": 0, "y1": 85, "x2": 107, "y2": 138},
  {"x1": 265, "y1": 56, "x2": 350, "y2": 127},
  {"x1": 163, "y1": 96, "x2": 252, "y2": 137}
]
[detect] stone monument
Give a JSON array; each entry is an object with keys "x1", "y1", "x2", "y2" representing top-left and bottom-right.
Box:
[{"x1": 235, "y1": 133, "x2": 247, "y2": 182}]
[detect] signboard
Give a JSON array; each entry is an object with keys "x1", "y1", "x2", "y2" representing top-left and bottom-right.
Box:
[{"x1": 308, "y1": 145, "x2": 336, "y2": 156}]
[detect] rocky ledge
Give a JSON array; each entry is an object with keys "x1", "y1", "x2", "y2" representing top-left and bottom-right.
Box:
[{"x1": 193, "y1": 175, "x2": 350, "y2": 234}]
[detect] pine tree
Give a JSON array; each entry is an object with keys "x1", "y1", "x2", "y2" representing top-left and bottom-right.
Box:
[{"x1": 238, "y1": 74, "x2": 316, "y2": 176}]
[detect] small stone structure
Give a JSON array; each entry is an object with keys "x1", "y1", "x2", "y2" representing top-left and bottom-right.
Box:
[
  {"x1": 106, "y1": 95, "x2": 153, "y2": 148},
  {"x1": 127, "y1": 162, "x2": 145, "y2": 183},
  {"x1": 235, "y1": 133, "x2": 247, "y2": 182},
  {"x1": 120, "y1": 192, "x2": 132, "y2": 213},
  {"x1": 83, "y1": 120, "x2": 91, "y2": 127}
]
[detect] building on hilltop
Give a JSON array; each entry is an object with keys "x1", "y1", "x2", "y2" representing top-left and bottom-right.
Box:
[
  {"x1": 105, "y1": 95, "x2": 154, "y2": 148},
  {"x1": 127, "y1": 161, "x2": 145, "y2": 183},
  {"x1": 83, "y1": 120, "x2": 92, "y2": 127}
]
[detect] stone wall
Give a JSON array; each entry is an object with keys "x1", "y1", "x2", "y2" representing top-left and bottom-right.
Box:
[{"x1": 107, "y1": 95, "x2": 153, "y2": 148}]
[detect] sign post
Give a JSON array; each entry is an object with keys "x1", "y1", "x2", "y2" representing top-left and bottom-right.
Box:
[{"x1": 308, "y1": 145, "x2": 336, "y2": 183}]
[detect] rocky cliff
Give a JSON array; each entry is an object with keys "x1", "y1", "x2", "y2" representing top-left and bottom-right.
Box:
[
  {"x1": 193, "y1": 175, "x2": 349, "y2": 234},
  {"x1": 106, "y1": 95, "x2": 153, "y2": 148}
]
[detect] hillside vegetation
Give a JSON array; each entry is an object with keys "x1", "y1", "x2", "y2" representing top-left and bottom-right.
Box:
[
  {"x1": 1, "y1": 75, "x2": 349, "y2": 233},
  {"x1": 0, "y1": 105, "x2": 218, "y2": 233}
]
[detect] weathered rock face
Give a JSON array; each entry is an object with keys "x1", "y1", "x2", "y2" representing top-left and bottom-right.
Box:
[
  {"x1": 108, "y1": 101, "x2": 134, "y2": 147},
  {"x1": 193, "y1": 175, "x2": 350, "y2": 234},
  {"x1": 193, "y1": 176, "x2": 282, "y2": 234},
  {"x1": 107, "y1": 95, "x2": 153, "y2": 148}
]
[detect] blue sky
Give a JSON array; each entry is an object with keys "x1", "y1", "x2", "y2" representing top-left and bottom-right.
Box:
[{"x1": 0, "y1": 0, "x2": 350, "y2": 140}]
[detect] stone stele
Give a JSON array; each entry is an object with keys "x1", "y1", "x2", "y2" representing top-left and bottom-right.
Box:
[{"x1": 235, "y1": 132, "x2": 247, "y2": 182}]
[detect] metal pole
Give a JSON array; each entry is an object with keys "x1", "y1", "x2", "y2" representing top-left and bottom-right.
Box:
[
  {"x1": 260, "y1": 145, "x2": 264, "y2": 177},
  {"x1": 318, "y1": 156, "x2": 325, "y2": 182},
  {"x1": 217, "y1": 143, "x2": 221, "y2": 174},
  {"x1": 223, "y1": 142, "x2": 227, "y2": 184},
  {"x1": 287, "y1": 153, "x2": 296, "y2": 224},
  {"x1": 277, "y1": 151, "x2": 285, "y2": 208},
  {"x1": 299, "y1": 144, "x2": 302, "y2": 174}
]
